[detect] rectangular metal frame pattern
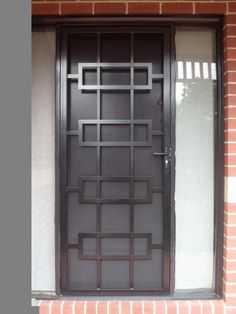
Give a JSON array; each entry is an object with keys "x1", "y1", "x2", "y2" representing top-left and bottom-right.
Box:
[
  {"x1": 59, "y1": 24, "x2": 172, "y2": 296},
  {"x1": 78, "y1": 233, "x2": 152, "y2": 260},
  {"x1": 67, "y1": 62, "x2": 164, "y2": 90},
  {"x1": 78, "y1": 176, "x2": 153, "y2": 204},
  {"x1": 78, "y1": 119, "x2": 152, "y2": 147}
]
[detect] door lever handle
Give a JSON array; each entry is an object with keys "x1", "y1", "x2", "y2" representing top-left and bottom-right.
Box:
[
  {"x1": 152, "y1": 146, "x2": 171, "y2": 169},
  {"x1": 152, "y1": 152, "x2": 168, "y2": 156}
]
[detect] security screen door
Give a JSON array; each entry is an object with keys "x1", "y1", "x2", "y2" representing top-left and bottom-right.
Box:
[{"x1": 60, "y1": 25, "x2": 171, "y2": 295}]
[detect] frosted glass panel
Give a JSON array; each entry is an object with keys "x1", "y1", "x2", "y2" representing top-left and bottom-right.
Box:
[
  {"x1": 175, "y1": 28, "x2": 216, "y2": 290},
  {"x1": 32, "y1": 28, "x2": 56, "y2": 291}
]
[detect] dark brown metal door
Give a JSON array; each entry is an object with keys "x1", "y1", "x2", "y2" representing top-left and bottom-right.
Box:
[{"x1": 60, "y1": 26, "x2": 171, "y2": 295}]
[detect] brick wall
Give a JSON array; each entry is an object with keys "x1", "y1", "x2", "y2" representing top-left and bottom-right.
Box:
[{"x1": 32, "y1": 1, "x2": 236, "y2": 313}]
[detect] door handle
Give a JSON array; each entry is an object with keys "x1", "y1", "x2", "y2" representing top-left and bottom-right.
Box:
[{"x1": 152, "y1": 146, "x2": 171, "y2": 169}]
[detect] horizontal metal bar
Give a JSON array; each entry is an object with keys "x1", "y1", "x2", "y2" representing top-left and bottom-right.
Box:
[
  {"x1": 152, "y1": 130, "x2": 164, "y2": 136},
  {"x1": 67, "y1": 244, "x2": 79, "y2": 249},
  {"x1": 66, "y1": 130, "x2": 79, "y2": 136},
  {"x1": 66, "y1": 187, "x2": 79, "y2": 193},
  {"x1": 79, "y1": 232, "x2": 151, "y2": 238},
  {"x1": 79, "y1": 176, "x2": 152, "y2": 204},
  {"x1": 152, "y1": 152, "x2": 168, "y2": 156},
  {"x1": 79, "y1": 119, "x2": 150, "y2": 125},
  {"x1": 78, "y1": 62, "x2": 152, "y2": 68},
  {"x1": 77, "y1": 85, "x2": 152, "y2": 90},
  {"x1": 79, "y1": 175, "x2": 152, "y2": 182},
  {"x1": 78, "y1": 142, "x2": 150, "y2": 147},
  {"x1": 152, "y1": 244, "x2": 164, "y2": 249},
  {"x1": 152, "y1": 74, "x2": 164, "y2": 79},
  {"x1": 152, "y1": 187, "x2": 164, "y2": 193},
  {"x1": 78, "y1": 119, "x2": 152, "y2": 147},
  {"x1": 67, "y1": 74, "x2": 79, "y2": 79}
]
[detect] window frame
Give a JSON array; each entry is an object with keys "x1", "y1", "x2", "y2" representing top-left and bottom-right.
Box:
[{"x1": 32, "y1": 16, "x2": 224, "y2": 299}]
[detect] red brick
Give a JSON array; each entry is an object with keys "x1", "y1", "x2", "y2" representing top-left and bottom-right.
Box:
[
  {"x1": 224, "y1": 60, "x2": 236, "y2": 72},
  {"x1": 225, "y1": 95, "x2": 236, "y2": 107},
  {"x1": 143, "y1": 301, "x2": 154, "y2": 314},
  {"x1": 177, "y1": 302, "x2": 188, "y2": 314},
  {"x1": 32, "y1": 3, "x2": 59, "y2": 15},
  {"x1": 84, "y1": 301, "x2": 96, "y2": 314},
  {"x1": 225, "y1": 71, "x2": 236, "y2": 83},
  {"x1": 167, "y1": 301, "x2": 176, "y2": 314},
  {"x1": 39, "y1": 301, "x2": 51, "y2": 314},
  {"x1": 63, "y1": 301, "x2": 74, "y2": 314},
  {"x1": 48, "y1": 0, "x2": 77, "y2": 1},
  {"x1": 224, "y1": 15, "x2": 236, "y2": 25},
  {"x1": 224, "y1": 249, "x2": 236, "y2": 260},
  {"x1": 225, "y1": 225, "x2": 236, "y2": 238},
  {"x1": 201, "y1": 301, "x2": 212, "y2": 314},
  {"x1": 195, "y1": 2, "x2": 226, "y2": 14},
  {"x1": 51, "y1": 301, "x2": 61, "y2": 314},
  {"x1": 225, "y1": 202, "x2": 236, "y2": 213},
  {"x1": 224, "y1": 294, "x2": 236, "y2": 306},
  {"x1": 132, "y1": 301, "x2": 142, "y2": 314},
  {"x1": 229, "y1": 2, "x2": 236, "y2": 13},
  {"x1": 223, "y1": 270, "x2": 236, "y2": 282},
  {"x1": 225, "y1": 143, "x2": 236, "y2": 154},
  {"x1": 225, "y1": 154, "x2": 236, "y2": 165},
  {"x1": 224, "y1": 212, "x2": 236, "y2": 225},
  {"x1": 224, "y1": 257, "x2": 236, "y2": 271},
  {"x1": 97, "y1": 301, "x2": 108, "y2": 314},
  {"x1": 223, "y1": 281, "x2": 236, "y2": 294},
  {"x1": 225, "y1": 166, "x2": 236, "y2": 176},
  {"x1": 225, "y1": 26, "x2": 236, "y2": 37},
  {"x1": 155, "y1": 301, "x2": 165, "y2": 314},
  {"x1": 94, "y1": 3, "x2": 126, "y2": 15},
  {"x1": 75, "y1": 301, "x2": 85, "y2": 314},
  {"x1": 224, "y1": 235, "x2": 236, "y2": 248},
  {"x1": 109, "y1": 301, "x2": 119, "y2": 314},
  {"x1": 162, "y1": 3, "x2": 193, "y2": 14},
  {"x1": 224, "y1": 37, "x2": 236, "y2": 49},
  {"x1": 225, "y1": 84, "x2": 236, "y2": 95},
  {"x1": 224, "y1": 49, "x2": 236, "y2": 61},
  {"x1": 128, "y1": 3, "x2": 160, "y2": 15},
  {"x1": 61, "y1": 3, "x2": 92, "y2": 15},
  {"x1": 121, "y1": 301, "x2": 131, "y2": 314},
  {"x1": 190, "y1": 301, "x2": 200, "y2": 314},
  {"x1": 213, "y1": 301, "x2": 225, "y2": 314},
  {"x1": 225, "y1": 118, "x2": 236, "y2": 129},
  {"x1": 225, "y1": 107, "x2": 236, "y2": 118},
  {"x1": 225, "y1": 131, "x2": 236, "y2": 142}
]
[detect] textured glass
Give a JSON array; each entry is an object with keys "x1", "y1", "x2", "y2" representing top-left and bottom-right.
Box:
[
  {"x1": 32, "y1": 28, "x2": 56, "y2": 292},
  {"x1": 175, "y1": 28, "x2": 216, "y2": 290}
]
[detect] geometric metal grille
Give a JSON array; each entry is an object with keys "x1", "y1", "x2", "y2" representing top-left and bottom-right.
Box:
[
  {"x1": 61, "y1": 27, "x2": 171, "y2": 295},
  {"x1": 78, "y1": 119, "x2": 152, "y2": 146},
  {"x1": 78, "y1": 233, "x2": 152, "y2": 260},
  {"x1": 67, "y1": 62, "x2": 163, "y2": 90}
]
